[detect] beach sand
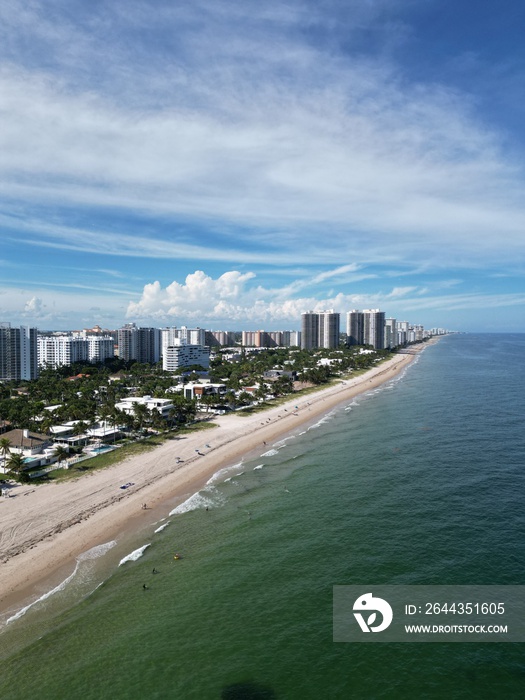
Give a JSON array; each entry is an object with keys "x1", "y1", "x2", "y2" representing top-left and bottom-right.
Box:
[{"x1": 0, "y1": 346, "x2": 430, "y2": 615}]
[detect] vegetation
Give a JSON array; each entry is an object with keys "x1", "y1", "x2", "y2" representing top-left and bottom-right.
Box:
[{"x1": 0, "y1": 342, "x2": 408, "y2": 484}]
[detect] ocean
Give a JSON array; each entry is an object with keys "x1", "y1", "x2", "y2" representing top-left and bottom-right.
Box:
[{"x1": 0, "y1": 333, "x2": 524, "y2": 699}]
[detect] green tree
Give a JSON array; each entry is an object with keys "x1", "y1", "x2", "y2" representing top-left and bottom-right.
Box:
[
  {"x1": 53, "y1": 445, "x2": 70, "y2": 468},
  {"x1": 0, "y1": 436, "x2": 11, "y2": 469},
  {"x1": 7, "y1": 452, "x2": 25, "y2": 477},
  {"x1": 132, "y1": 403, "x2": 150, "y2": 433}
]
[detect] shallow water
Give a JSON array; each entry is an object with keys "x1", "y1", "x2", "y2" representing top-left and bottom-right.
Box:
[{"x1": 1, "y1": 334, "x2": 524, "y2": 699}]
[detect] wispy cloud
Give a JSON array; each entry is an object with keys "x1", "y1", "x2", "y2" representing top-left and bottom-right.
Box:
[
  {"x1": 0, "y1": 2, "x2": 525, "y2": 272},
  {"x1": 1, "y1": 1, "x2": 524, "y2": 331}
]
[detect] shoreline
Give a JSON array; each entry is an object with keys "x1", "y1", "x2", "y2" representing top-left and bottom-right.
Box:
[{"x1": 0, "y1": 343, "x2": 434, "y2": 619}]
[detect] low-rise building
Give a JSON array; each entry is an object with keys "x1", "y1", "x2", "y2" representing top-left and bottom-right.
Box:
[{"x1": 115, "y1": 396, "x2": 174, "y2": 418}]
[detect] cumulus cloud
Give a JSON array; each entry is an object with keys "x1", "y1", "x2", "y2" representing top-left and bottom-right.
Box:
[
  {"x1": 23, "y1": 296, "x2": 45, "y2": 316},
  {"x1": 126, "y1": 269, "x2": 424, "y2": 325}
]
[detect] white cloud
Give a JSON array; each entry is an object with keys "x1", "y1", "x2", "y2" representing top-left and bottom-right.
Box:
[
  {"x1": 126, "y1": 270, "x2": 420, "y2": 324},
  {"x1": 23, "y1": 296, "x2": 45, "y2": 316},
  {"x1": 0, "y1": 5, "x2": 525, "y2": 271},
  {"x1": 126, "y1": 269, "x2": 525, "y2": 327}
]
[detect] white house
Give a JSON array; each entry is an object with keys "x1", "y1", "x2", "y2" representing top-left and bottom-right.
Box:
[{"x1": 115, "y1": 396, "x2": 174, "y2": 419}]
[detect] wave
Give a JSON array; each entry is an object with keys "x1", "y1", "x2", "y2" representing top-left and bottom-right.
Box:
[
  {"x1": 307, "y1": 411, "x2": 335, "y2": 431},
  {"x1": 5, "y1": 540, "x2": 117, "y2": 625},
  {"x1": 118, "y1": 544, "x2": 150, "y2": 566},
  {"x1": 253, "y1": 464, "x2": 264, "y2": 470},
  {"x1": 206, "y1": 461, "x2": 244, "y2": 486},
  {"x1": 77, "y1": 541, "x2": 117, "y2": 562},
  {"x1": 261, "y1": 449, "x2": 279, "y2": 457},
  {"x1": 169, "y1": 487, "x2": 226, "y2": 516},
  {"x1": 272, "y1": 435, "x2": 296, "y2": 449},
  {"x1": 154, "y1": 522, "x2": 170, "y2": 533}
]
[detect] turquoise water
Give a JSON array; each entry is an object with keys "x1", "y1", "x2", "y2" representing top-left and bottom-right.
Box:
[{"x1": 1, "y1": 334, "x2": 524, "y2": 699}]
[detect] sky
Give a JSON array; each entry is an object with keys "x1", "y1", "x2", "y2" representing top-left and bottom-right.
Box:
[{"x1": 1, "y1": 0, "x2": 524, "y2": 333}]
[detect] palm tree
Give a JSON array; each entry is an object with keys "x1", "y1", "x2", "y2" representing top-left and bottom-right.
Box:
[
  {"x1": 7, "y1": 452, "x2": 25, "y2": 477},
  {"x1": 0, "y1": 436, "x2": 11, "y2": 471},
  {"x1": 53, "y1": 445, "x2": 70, "y2": 469},
  {"x1": 132, "y1": 402, "x2": 149, "y2": 433},
  {"x1": 198, "y1": 393, "x2": 217, "y2": 414}
]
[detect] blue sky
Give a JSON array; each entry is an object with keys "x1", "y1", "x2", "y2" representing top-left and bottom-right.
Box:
[{"x1": 1, "y1": 0, "x2": 524, "y2": 333}]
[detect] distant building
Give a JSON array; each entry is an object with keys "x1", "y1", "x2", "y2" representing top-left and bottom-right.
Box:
[
  {"x1": 301, "y1": 311, "x2": 340, "y2": 350},
  {"x1": 118, "y1": 323, "x2": 161, "y2": 363},
  {"x1": 163, "y1": 343, "x2": 210, "y2": 372},
  {"x1": 0, "y1": 323, "x2": 39, "y2": 381},
  {"x1": 242, "y1": 330, "x2": 300, "y2": 348},
  {"x1": 38, "y1": 335, "x2": 88, "y2": 369},
  {"x1": 346, "y1": 311, "x2": 364, "y2": 346},
  {"x1": 384, "y1": 318, "x2": 397, "y2": 349},
  {"x1": 206, "y1": 330, "x2": 236, "y2": 347},
  {"x1": 72, "y1": 331, "x2": 115, "y2": 363},
  {"x1": 363, "y1": 309, "x2": 386, "y2": 350}
]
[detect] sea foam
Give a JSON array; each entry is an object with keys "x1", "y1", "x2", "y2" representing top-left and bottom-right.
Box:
[
  {"x1": 206, "y1": 461, "x2": 243, "y2": 486},
  {"x1": 118, "y1": 544, "x2": 150, "y2": 566},
  {"x1": 169, "y1": 487, "x2": 226, "y2": 516},
  {"x1": 5, "y1": 540, "x2": 117, "y2": 625}
]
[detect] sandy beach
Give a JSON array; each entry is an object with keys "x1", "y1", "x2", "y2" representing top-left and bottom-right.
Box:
[{"x1": 0, "y1": 346, "x2": 429, "y2": 616}]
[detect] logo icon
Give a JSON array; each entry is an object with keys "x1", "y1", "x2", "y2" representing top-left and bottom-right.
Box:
[{"x1": 353, "y1": 592, "x2": 393, "y2": 633}]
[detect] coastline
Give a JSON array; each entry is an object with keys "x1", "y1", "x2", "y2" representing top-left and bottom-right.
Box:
[{"x1": 0, "y1": 344, "x2": 433, "y2": 619}]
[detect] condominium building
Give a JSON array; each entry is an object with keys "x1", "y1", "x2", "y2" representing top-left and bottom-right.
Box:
[
  {"x1": 346, "y1": 310, "x2": 364, "y2": 346},
  {"x1": 360, "y1": 309, "x2": 385, "y2": 350},
  {"x1": 163, "y1": 343, "x2": 210, "y2": 372},
  {"x1": 206, "y1": 330, "x2": 237, "y2": 347},
  {"x1": 85, "y1": 335, "x2": 115, "y2": 363},
  {"x1": 38, "y1": 335, "x2": 89, "y2": 369},
  {"x1": 288, "y1": 331, "x2": 301, "y2": 347},
  {"x1": 397, "y1": 321, "x2": 409, "y2": 347},
  {"x1": 118, "y1": 323, "x2": 161, "y2": 363},
  {"x1": 384, "y1": 318, "x2": 397, "y2": 349},
  {"x1": 242, "y1": 330, "x2": 301, "y2": 348},
  {"x1": 161, "y1": 327, "x2": 206, "y2": 356},
  {"x1": 0, "y1": 323, "x2": 39, "y2": 381},
  {"x1": 301, "y1": 311, "x2": 340, "y2": 350}
]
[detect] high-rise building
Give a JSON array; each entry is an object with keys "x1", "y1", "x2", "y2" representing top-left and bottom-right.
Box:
[
  {"x1": 301, "y1": 312, "x2": 319, "y2": 350},
  {"x1": 118, "y1": 324, "x2": 160, "y2": 363},
  {"x1": 289, "y1": 331, "x2": 301, "y2": 347},
  {"x1": 384, "y1": 318, "x2": 397, "y2": 349},
  {"x1": 37, "y1": 332, "x2": 115, "y2": 369},
  {"x1": 206, "y1": 331, "x2": 236, "y2": 347},
  {"x1": 363, "y1": 309, "x2": 386, "y2": 350},
  {"x1": 85, "y1": 335, "x2": 115, "y2": 363},
  {"x1": 163, "y1": 344, "x2": 210, "y2": 371},
  {"x1": 301, "y1": 311, "x2": 340, "y2": 350},
  {"x1": 0, "y1": 324, "x2": 39, "y2": 381},
  {"x1": 318, "y1": 311, "x2": 340, "y2": 348},
  {"x1": 346, "y1": 310, "x2": 364, "y2": 346},
  {"x1": 161, "y1": 327, "x2": 206, "y2": 356},
  {"x1": 38, "y1": 335, "x2": 89, "y2": 369}
]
